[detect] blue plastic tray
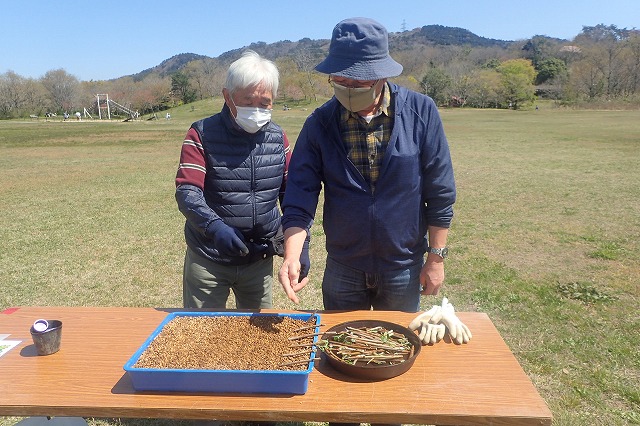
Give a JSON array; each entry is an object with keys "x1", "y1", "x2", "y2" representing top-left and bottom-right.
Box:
[{"x1": 123, "y1": 311, "x2": 321, "y2": 394}]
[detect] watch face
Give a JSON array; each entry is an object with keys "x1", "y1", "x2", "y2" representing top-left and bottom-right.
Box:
[{"x1": 441, "y1": 247, "x2": 449, "y2": 258}]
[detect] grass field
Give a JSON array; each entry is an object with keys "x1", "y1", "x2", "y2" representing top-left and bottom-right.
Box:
[{"x1": 1, "y1": 99, "x2": 639, "y2": 426}]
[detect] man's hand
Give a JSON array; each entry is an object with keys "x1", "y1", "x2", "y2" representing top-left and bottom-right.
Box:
[
  {"x1": 209, "y1": 220, "x2": 249, "y2": 257},
  {"x1": 420, "y1": 256, "x2": 444, "y2": 295},
  {"x1": 278, "y1": 227, "x2": 310, "y2": 304},
  {"x1": 278, "y1": 258, "x2": 309, "y2": 304}
]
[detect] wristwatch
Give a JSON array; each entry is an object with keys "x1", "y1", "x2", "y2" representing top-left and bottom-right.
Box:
[{"x1": 428, "y1": 247, "x2": 449, "y2": 259}]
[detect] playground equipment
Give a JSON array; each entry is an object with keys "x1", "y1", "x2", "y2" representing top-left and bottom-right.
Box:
[{"x1": 95, "y1": 94, "x2": 138, "y2": 120}]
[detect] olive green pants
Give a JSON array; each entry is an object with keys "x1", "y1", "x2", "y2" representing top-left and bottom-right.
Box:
[{"x1": 182, "y1": 247, "x2": 274, "y2": 309}]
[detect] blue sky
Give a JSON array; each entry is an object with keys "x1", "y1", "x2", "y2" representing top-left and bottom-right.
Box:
[{"x1": 2, "y1": 0, "x2": 638, "y2": 81}]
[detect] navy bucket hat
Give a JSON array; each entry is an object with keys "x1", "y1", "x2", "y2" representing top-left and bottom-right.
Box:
[{"x1": 315, "y1": 17, "x2": 403, "y2": 80}]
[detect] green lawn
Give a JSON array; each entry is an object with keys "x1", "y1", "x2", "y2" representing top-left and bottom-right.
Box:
[{"x1": 1, "y1": 100, "x2": 638, "y2": 426}]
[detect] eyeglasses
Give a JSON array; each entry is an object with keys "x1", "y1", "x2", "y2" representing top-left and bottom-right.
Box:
[{"x1": 328, "y1": 76, "x2": 379, "y2": 91}]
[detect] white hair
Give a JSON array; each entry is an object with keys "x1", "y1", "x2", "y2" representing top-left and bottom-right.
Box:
[{"x1": 224, "y1": 50, "x2": 279, "y2": 98}]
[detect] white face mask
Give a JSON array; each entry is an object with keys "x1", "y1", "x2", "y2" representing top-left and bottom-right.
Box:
[{"x1": 231, "y1": 101, "x2": 272, "y2": 134}]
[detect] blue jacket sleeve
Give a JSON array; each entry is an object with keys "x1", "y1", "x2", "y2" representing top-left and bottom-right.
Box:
[
  {"x1": 281, "y1": 118, "x2": 321, "y2": 233},
  {"x1": 175, "y1": 184, "x2": 222, "y2": 237},
  {"x1": 420, "y1": 99, "x2": 456, "y2": 228}
]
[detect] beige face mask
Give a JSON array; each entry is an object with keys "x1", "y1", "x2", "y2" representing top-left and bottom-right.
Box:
[{"x1": 332, "y1": 81, "x2": 380, "y2": 112}]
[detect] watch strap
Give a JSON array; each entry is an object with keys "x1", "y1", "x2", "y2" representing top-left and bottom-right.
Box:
[{"x1": 428, "y1": 247, "x2": 448, "y2": 258}]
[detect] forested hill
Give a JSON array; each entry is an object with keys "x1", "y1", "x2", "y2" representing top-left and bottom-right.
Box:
[
  {"x1": 128, "y1": 24, "x2": 519, "y2": 80},
  {"x1": 409, "y1": 25, "x2": 514, "y2": 47},
  {"x1": 132, "y1": 53, "x2": 210, "y2": 81}
]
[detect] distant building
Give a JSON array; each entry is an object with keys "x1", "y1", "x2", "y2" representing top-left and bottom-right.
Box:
[{"x1": 560, "y1": 45, "x2": 581, "y2": 53}]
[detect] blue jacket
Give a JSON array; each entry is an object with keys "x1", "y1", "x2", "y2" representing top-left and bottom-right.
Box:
[
  {"x1": 282, "y1": 83, "x2": 456, "y2": 272},
  {"x1": 176, "y1": 105, "x2": 286, "y2": 265}
]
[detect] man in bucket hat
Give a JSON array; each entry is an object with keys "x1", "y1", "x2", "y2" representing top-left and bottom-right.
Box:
[{"x1": 279, "y1": 18, "x2": 456, "y2": 314}]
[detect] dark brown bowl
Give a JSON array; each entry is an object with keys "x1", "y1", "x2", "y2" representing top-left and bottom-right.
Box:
[{"x1": 320, "y1": 319, "x2": 421, "y2": 380}]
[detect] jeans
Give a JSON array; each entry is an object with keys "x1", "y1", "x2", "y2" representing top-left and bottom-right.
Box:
[
  {"x1": 182, "y1": 247, "x2": 274, "y2": 309},
  {"x1": 321, "y1": 256, "x2": 421, "y2": 312}
]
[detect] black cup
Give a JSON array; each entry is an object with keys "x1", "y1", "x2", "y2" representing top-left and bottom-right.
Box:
[{"x1": 30, "y1": 319, "x2": 62, "y2": 355}]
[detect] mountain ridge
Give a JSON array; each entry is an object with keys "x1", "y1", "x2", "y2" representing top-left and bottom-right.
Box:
[{"x1": 125, "y1": 24, "x2": 539, "y2": 81}]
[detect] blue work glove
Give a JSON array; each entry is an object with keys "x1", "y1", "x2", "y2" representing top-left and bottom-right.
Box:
[
  {"x1": 208, "y1": 220, "x2": 249, "y2": 257},
  {"x1": 299, "y1": 239, "x2": 310, "y2": 280},
  {"x1": 267, "y1": 225, "x2": 285, "y2": 257}
]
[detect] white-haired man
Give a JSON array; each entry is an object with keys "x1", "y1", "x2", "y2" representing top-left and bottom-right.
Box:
[{"x1": 176, "y1": 50, "x2": 309, "y2": 309}]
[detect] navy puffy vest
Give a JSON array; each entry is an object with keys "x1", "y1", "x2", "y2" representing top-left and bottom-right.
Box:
[{"x1": 186, "y1": 110, "x2": 285, "y2": 263}]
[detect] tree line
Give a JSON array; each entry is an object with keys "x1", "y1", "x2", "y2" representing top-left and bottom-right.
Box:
[{"x1": 1, "y1": 24, "x2": 638, "y2": 119}]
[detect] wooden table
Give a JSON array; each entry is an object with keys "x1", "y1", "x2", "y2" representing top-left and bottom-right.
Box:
[{"x1": 0, "y1": 307, "x2": 552, "y2": 425}]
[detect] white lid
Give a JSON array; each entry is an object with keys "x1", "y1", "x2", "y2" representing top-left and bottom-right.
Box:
[{"x1": 33, "y1": 319, "x2": 48, "y2": 332}]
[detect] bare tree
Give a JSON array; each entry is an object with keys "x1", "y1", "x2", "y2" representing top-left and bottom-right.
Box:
[
  {"x1": 292, "y1": 47, "x2": 321, "y2": 101},
  {"x1": 131, "y1": 74, "x2": 171, "y2": 114},
  {"x1": 623, "y1": 31, "x2": 640, "y2": 95},
  {"x1": 40, "y1": 69, "x2": 80, "y2": 113},
  {"x1": 184, "y1": 58, "x2": 225, "y2": 100},
  {"x1": 574, "y1": 25, "x2": 630, "y2": 98},
  {"x1": 0, "y1": 71, "x2": 48, "y2": 117},
  {"x1": 275, "y1": 57, "x2": 299, "y2": 102}
]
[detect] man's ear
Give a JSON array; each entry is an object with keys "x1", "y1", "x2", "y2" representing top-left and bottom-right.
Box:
[{"x1": 222, "y1": 89, "x2": 235, "y2": 116}]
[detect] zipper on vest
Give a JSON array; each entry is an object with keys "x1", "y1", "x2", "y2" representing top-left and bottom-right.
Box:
[{"x1": 250, "y1": 150, "x2": 257, "y2": 227}]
